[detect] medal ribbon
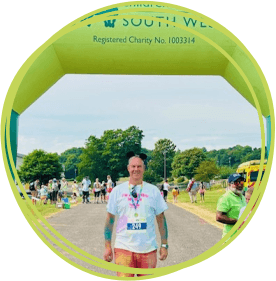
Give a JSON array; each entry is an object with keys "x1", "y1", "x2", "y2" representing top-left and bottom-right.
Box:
[{"x1": 128, "y1": 182, "x2": 143, "y2": 210}]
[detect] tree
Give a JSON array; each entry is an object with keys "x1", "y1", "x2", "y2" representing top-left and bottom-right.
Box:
[
  {"x1": 147, "y1": 139, "x2": 176, "y2": 179},
  {"x1": 78, "y1": 126, "x2": 144, "y2": 182},
  {"x1": 194, "y1": 160, "x2": 220, "y2": 182},
  {"x1": 143, "y1": 169, "x2": 162, "y2": 184},
  {"x1": 172, "y1": 147, "x2": 206, "y2": 179},
  {"x1": 59, "y1": 147, "x2": 83, "y2": 179},
  {"x1": 218, "y1": 166, "x2": 236, "y2": 179},
  {"x1": 18, "y1": 149, "x2": 63, "y2": 184}
]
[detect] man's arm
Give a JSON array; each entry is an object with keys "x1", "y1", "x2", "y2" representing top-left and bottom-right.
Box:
[
  {"x1": 103, "y1": 212, "x2": 115, "y2": 262},
  {"x1": 156, "y1": 212, "x2": 168, "y2": 261},
  {"x1": 216, "y1": 211, "x2": 237, "y2": 225}
]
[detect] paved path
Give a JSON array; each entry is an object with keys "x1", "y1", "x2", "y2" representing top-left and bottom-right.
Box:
[{"x1": 44, "y1": 201, "x2": 222, "y2": 276}]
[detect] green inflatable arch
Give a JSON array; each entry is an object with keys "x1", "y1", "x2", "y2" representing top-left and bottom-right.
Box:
[{"x1": 9, "y1": 3, "x2": 273, "y2": 167}]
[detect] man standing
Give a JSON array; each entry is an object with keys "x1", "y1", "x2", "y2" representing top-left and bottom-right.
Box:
[
  {"x1": 216, "y1": 173, "x2": 246, "y2": 237},
  {"x1": 82, "y1": 176, "x2": 91, "y2": 204},
  {"x1": 103, "y1": 155, "x2": 169, "y2": 277}
]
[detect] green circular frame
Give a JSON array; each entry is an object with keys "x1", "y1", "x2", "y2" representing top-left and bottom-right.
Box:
[{"x1": 1, "y1": 1, "x2": 274, "y2": 279}]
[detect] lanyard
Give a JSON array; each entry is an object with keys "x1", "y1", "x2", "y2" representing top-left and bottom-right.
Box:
[{"x1": 128, "y1": 182, "x2": 143, "y2": 210}]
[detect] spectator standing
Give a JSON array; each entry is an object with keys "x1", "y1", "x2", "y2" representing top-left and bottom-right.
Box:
[
  {"x1": 82, "y1": 176, "x2": 91, "y2": 204},
  {"x1": 57, "y1": 180, "x2": 62, "y2": 202},
  {"x1": 48, "y1": 179, "x2": 53, "y2": 204},
  {"x1": 40, "y1": 184, "x2": 48, "y2": 204},
  {"x1": 61, "y1": 178, "x2": 68, "y2": 198},
  {"x1": 101, "y1": 181, "x2": 107, "y2": 203},
  {"x1": 199, "y1": 182, "x2": 206, "y2": 203},
  {"x1": 216, "y1": 173, "x2": 246, "y2": 237},
  {"x1": 239, "y1": 187, "x2": 254, "y2": 219},
  {"x1": 52, "y1": 178, "x2": 59, "y2": 204},
  {"x1": 93, "y1": 178, "x2": 101, "y2": 204},
  {"x1": 30, "y1": 179, "x2": 39, "y2": 205}
]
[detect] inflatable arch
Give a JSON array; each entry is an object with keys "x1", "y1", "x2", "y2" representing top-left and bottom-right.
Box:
[{"x1": 5, "y1": 3, "x2": 273, "y2": 173}]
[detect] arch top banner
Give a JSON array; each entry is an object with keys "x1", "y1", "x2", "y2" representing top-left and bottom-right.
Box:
[{"x1": 12, "y1": 3, "x2": 269, "y2": 118}]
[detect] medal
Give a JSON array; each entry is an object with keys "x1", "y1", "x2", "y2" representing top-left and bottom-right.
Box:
[{"x1": 134, "y1": 213, "x2": 138, "y2": 218}]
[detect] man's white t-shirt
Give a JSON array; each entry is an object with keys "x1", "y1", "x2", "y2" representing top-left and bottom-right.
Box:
[
  {"x1": 82, "y1": 179, "x2": 91, "y2": 191},
  {"x1": 107, "y1": 181, "x2": 168, "y2": 253},
  {"x1": 93, "y1": 182, "x2": 101, "y2": 192},
  {"x1": 163, "y1": 182, "x2": 169, "y2": 191}
]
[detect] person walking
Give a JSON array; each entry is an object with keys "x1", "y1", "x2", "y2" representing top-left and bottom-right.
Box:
[
  {"x1": 82, "y1": 176, "x2": 91, "y2": 204},
  {"x1": 172, "y1": 186, "x2": 179, "y2": 203},
  {"x1": 93, "y1": 178, "x2": 101, "y2": 204},
  {"x1": 106, "y1": 175, "x2": 113, "y2": 202},
  {"x1": 163, "y1": 179, "x2": 170, "y2": 202},
  {"x1": 216, "y1": 173, "x2": 246, "y2": 237},
  {"x1": 186, "y1": 178, "x2": 198, "y2": 203},
  {"x1": 103, "y1": 153, "x2": 169, "y2": 277}
]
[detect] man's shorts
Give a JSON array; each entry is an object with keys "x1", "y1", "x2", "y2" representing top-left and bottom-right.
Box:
[
  {"x1": 114, "y1": 248, "x2": 157, "y2": 277},
  {"x1": 95, "y1": 191, "x2": 101, "y2": 197}
]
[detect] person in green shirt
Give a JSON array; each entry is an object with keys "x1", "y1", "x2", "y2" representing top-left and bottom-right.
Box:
[{"x1": 216, "y1": 173, "x2": 246, "y2": 237}]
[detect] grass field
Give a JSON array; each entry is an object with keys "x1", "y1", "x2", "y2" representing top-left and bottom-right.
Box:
[
  {"x1": 167, "y1": 188, "x2": 226, "y2": 214},
  {"x1": 24, "y1": 197, "x2": 82, "y2": 220}
]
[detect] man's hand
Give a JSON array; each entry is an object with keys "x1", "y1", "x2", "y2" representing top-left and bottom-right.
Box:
[
  {"x1": 159, "y1": 247, "x2": 168, "y2": 261},
  {"x1": 103, "y1": 246, "x2": 113, "y2": 262}
]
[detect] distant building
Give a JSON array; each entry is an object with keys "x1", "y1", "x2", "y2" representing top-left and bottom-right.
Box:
[{"x1": 16, "y1": 153, "x2": 25, "y2": 170}]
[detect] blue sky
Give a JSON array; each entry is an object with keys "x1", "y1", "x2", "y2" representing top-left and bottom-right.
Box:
[{"x1": 18, "y1": 74, "x2": 265, "y2": 155}]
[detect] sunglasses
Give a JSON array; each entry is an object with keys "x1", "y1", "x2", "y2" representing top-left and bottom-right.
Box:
[
  {"x1": 131, "y1": 186, "x2": 138, "y2": 198},
  {"x1": 233, "y1": 179, "x2": 244, "y2": 185}
]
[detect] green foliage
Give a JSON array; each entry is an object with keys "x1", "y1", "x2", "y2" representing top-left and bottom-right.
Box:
[
  {"x1": 147, "y1": 138, "x2": 176, "y2": 179},
  {"x1": 172, "y1": 147, "x2": 206, "y2": 179},
  {"x1": 206, "y1": 145, "x2": 264, "y2": 169},
  {"x1": 59, "y1": 147, "x2": 83, "y2": 179},
  {"x1": 18, "y1": 149, "x2": 63, "y2": 184},
  {"x1": 219, "y1": 166, "x2": 236, "y2": 179},
  {"x1": 143, "y1": 169, "x2": 162, "y2": 184},
  {"x1": 209, "y1": 184, "x2": 223, "y2": 190},
  {"x1": 194, "y1": 160, "x2": 220, "y2": 182},
  {"x1": 176, "y1": 176, "x2": 185, "y2": 183},
  {"x1": 77, "y1": 126, "x2": 144, "y2": 182}
]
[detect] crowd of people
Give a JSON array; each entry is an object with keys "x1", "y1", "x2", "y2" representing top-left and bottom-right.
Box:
[
  {"x1": 28, "y1": 177, "x2": 69, "y2": 205},
  {"x1": 27, "y1": 175, "x2": 116, "y2": 206}
]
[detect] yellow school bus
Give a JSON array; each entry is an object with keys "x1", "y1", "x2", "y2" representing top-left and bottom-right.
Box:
[{"x1": 236, "y1": 160, "x2": 267, "y2": 189}]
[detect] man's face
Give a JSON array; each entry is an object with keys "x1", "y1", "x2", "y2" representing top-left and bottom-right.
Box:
[
  {"x1": 128, "y1": 157, "x2": 144, "y2": 182},
  {"x1": 230, "y1": 179, "x2": 244, "y2": 195}
]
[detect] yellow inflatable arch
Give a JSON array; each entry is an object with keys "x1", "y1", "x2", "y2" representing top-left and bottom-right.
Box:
[{"x1": 6, "y1": 2, "x2": 274, "y2": 174}]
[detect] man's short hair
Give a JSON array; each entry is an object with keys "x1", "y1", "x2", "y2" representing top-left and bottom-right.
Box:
[{"x1": 128, "y1": 156, "x2": 146, "y2": 169}]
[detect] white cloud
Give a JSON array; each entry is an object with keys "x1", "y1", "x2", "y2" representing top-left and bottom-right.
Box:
[{"x1": 18, "y1": 75, "x2": 263, "y2": 154}]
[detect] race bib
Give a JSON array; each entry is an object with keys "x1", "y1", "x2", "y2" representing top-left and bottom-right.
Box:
[{"x1": 126, "y1": 217, "x2": 147, "y2": 233}]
